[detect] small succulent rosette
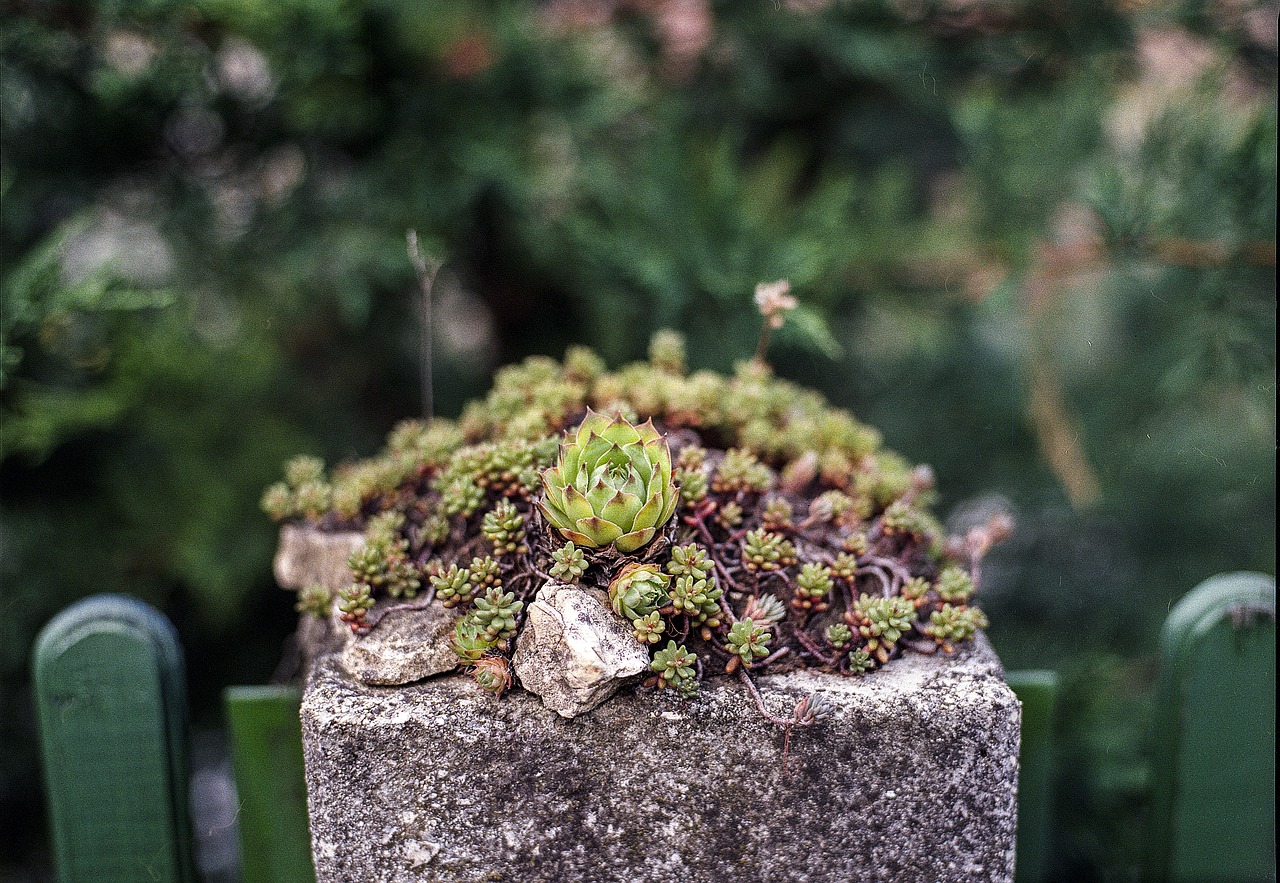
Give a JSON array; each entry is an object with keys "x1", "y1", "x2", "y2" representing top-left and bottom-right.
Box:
[{"x1": 538, "y1": 410, "x2": 678, "y2": 554}]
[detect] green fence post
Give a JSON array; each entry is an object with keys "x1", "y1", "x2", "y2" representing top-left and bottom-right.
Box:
[
  {"x1": 1145, "y1": 572, "x2": 1276, "y2": 882},
  {"x1": 224, "y1": 685, "x2": 316, "y2": 883},
  {"x1": 1007, "y1": 669, "x2": 1059, "y2": 883},
  {"x1": 33, "y1": 594, "x2": 196, "y2": 883}
]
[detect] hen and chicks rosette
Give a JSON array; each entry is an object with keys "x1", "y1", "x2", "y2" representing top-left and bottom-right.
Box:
[{"x1": 537, "y1": 410, "x2": 678, "y2": 555}]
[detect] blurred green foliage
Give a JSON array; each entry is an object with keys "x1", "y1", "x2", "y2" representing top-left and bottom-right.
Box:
[{"x1": 2, "y1": 0, "x2": 1274, "y2": 878}]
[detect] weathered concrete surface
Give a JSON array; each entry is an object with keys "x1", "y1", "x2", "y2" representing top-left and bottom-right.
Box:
[
  {"x1": 273, "y1": 524, "x2": 365, "y2": 593},
  {"x1": 302, "y1": 635, "x2": 1020, "y2": 883},
  {"x1": 512, "y1": 582, "x2": 651, "y2": 718}
]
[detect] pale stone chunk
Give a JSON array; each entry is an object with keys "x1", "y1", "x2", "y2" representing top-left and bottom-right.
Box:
[
  {"x1": 339, "y1": 600, "x2": 460, "y2": 687},
  {"x1": 272, "y1": 524, "x2": 365, "y2": 592},
  {"x1": 512, "y1": 582, "x2": 651, "y2": 718}
]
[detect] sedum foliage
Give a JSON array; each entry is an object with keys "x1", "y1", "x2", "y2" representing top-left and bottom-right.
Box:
[{"x1": 266, "y1": 333, "x2": 1001, "y2": 701}]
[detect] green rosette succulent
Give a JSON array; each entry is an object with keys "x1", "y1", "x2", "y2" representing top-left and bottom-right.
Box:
[
  {"x1": 608, "y1": 562, "x2": 670, "y2": 622},
  {"x1": 538, "y1": 410, "x2": 678, "y2": 554},
  {"x1": 651, "y1": 641, "x2": 698, "y2": 694},
  {"x1": 726, "y1": 618, "x2": 772, "y2": 666}
]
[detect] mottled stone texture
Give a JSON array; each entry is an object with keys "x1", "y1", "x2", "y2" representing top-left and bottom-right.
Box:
[
  {"x1": 338, "y1": 601, "x2": 458, "y2": 687},
  {"x1": 302, "y1": 634, "x2": 1020, "y2": 883},
  {"x1": 273, "y1": 525, "x2": 364, "y2": 593},
  {"x1": 512, "y1": 582, "x2": 651, "y2": 717}
]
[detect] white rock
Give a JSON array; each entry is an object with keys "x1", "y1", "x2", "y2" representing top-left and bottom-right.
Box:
[
  {"x1": 340, "y1": 600, "x2": 460, "y2": 687},
  {"x1": 512, "y1": 582, "x2": 650, "y2": 718},
  {"x1": 273, "y1": 524, "x2": 365, "y2": 592}
]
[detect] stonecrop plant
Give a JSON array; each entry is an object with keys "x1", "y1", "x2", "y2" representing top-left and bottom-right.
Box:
[{"x1": 265, "y1": 287, "x2": 1011, "y2": 726}]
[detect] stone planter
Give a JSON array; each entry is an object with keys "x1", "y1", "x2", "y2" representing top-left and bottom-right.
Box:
[
  {"x1": 300, "y1": 632, "x2": 1020, "y2": 882},
  {"x1": 271, "y1": 343, "x2": 1025, "y2": 880}
]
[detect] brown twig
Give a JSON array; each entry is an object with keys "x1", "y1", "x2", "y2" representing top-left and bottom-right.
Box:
[
  {"x1": 361, "y1": 595, "x2": 438, "y2": 630},
  {"x1": 406, "y1": 230, "x2": 442, "y2": 422},
  {"x1": 856, "y1": 564, "x2": 895, "y2": 598},
  {"x1": 736, "y1": 668, "x2": 796, "y2": 727},
  {"x1": 759, "y1": 646, "x2": 791, "y2": 667},
  {"x1": 791, "y1": 625, "x2": 837, "y2": 666}
]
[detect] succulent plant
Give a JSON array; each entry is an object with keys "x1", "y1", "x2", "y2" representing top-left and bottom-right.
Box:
[
  {"x1": 631, "y1": 611, "x2": 665, "y2": 644},
  {"x1": 842, "y1": 531, "x2": 869, "y2": 555},
  {"x1": 935, "y1": 566, "x2": 975, "y2": 603},
  {"x1": 741, "y1": 593, "x2": 786, "y2": 626},
  {"x1": 792, "y1": 562, "x2": 834, "y2": 612},
  {"x1": 792, "y1": 691, "x2": 833, "y2": 725},
  {"x1": 471, "y1": 655, "x2": 512, "y2": 695},
  {"x1": 809, "y1": 489, "x2": 854, "y2": 523},
  {"x1": 847, "y1": 647, "x2": 874, "y2": 674},
  {"x1": 468, "y1": 555, "x2": 503, "y2": 590},
  {"x1": 854, "y1": 594, "x2": 916, "y2": 640},
  {"x1": 648, "y1": 329, "x2": 687, "y2": 375},
  {"x1": 713, "y1": 448, "x2": 772, "y2": 494},
  {"x1": 563, "y1": 345, "x2": 606, "y2": 383},
  {"x1": 902, "y1": 577, "x2": 931, "y2": 604},
  {"x1": 881, "y1": 500, "x2": 939, "y2": 539},
  {"x1": 451, "y1": 617, "x2": 496, "y2": 663},
  {"x1": 260, "y1": 483, "x2": 294, "y2": 521},
  {"x1": 668, "y1": 574, "x2": 723, "y2": 627},
  {"x1": 825, "y1": 623, "x2": 853, "y2": 651},
  {"x1": 285, "y1": 455, "x2": 326, "y2": 488},
  {"x1": 438, "y1": 474, "x2": 486, "y2": 517},
  {"x1": 676, "y1": 468, "x2": 709, "y2": 504},
  {"x1": 674, "y1": 445, "x2": 709, "y2": 503},
  {"x1": 651, "y1": 641, "x2": 698, "y2": 694},
  {"x1": 761, "y1": 497, "x2": 794, "y2": 532},
  {"x1": 337, "y1": 583, "x2": 373, "y2": 631},
  {"x1": 348, "y1": 524, "x2": 421, "y2": 599},
  {"x1": 470, "y1": 588, "x2": 524, "y2": 642},
  {"x1": 742, "y1": 529, "x2": 797, "y2": 572},
  {"x1": 482, "y1": 498, "x2": 528, "y2": 556},
  {"x1": 385, "y1": 418, "x2": 465, "y2": 464},
  {"x1": 726, "y1": 618, "x2": 772, "y2": 666},
  {"x1": 830, "y1": 552, "x2": 858, "y2": 581},
  {"x1": 329, "y1": 484, "x2": 363, "y2": 521},
  {"x1": 538, "y1": 410, "x2": 678, "y2": 554},
  {"x1": 717, "y1": 501, "x2": 744, "y2": 528},
  {"x1": 430, "y1": 563, "x2": 476, "y2": 609},
  {"x1": 927, "y1": 603, "x2": 989, "y2": 649},
  {"x1": 609, "y1": 562, "x2": 670, "y2": 622},
  {"x1": 549, "y1": 541, "x2": 588, "y2": 582},
  {"x1": 272, "y1": 334, "x2": 1007, "y2": 726},
  {"x1": 850, "y1": 594, "x2": 917, "y2": 662},
  {"x1": 296, "y1": 583, "x2": 334, "y2": 618},
  {"x1": 292, "y1": 480, "x2": 332, "y2": 521},
  {"x1": 419, "y1": 514, "x2": 451, "y2": 547},
  {"x1": 677, "y1": 446, "x2": 707, "y2": 471},
  {"x1": 666, "y1": 543, "x2": 713, "y2": 580}
]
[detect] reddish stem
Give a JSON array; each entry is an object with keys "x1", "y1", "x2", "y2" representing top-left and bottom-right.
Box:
[{"x1": 791, "y1": 626, "x2": 837, "y2": 666}]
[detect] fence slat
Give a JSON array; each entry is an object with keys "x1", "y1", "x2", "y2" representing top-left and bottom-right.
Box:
[
  {"x1": 225, "y1": 685, "x2": 316, "y2": 883},
  {"x1": 1007, "y1": 669, "x2": 1059, "y2": 883},
  {"x1": 33, "y1": 595, "x2": 195, "y2": 883},
  {"x1": 1145, "y1": 571, "x2": 1276, "y2": 882}
]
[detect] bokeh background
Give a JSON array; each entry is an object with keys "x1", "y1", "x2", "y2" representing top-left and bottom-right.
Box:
[{"x1": 2, "y1": 1, "x2": 1275, "y2": 879}]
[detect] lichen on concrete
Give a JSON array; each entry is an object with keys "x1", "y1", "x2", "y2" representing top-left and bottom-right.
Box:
[{"x1": 302, "y1": 633, "x2": 1020, "y2": 883}]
